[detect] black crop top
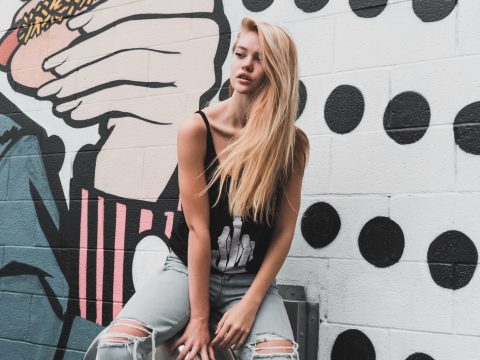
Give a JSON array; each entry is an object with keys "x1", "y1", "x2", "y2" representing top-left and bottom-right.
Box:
[{"x1": 169, "y1": 110, "x2": 281, "y2": 274}]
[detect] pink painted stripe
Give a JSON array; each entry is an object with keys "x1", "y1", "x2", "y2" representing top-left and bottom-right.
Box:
[
  {"x1": 164, "y1": 211, "x2": 174, "y2": 239},
  {"x1": 112, "y1": 203, "x2": 127, "y2": 319},
  {"x1": 139, "y1": 209, "x2": 153, "y2": 233},
  {"x1": 79, "y1": 189, "x2": 89, "y2": 318},
  {"x1": 95, "y1": 196, "x2": 105, "y2": 325}
]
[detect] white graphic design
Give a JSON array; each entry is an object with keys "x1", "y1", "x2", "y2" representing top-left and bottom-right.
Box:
[{"x1": 211, "y1": 215, "x2": 255, "y2": 273}]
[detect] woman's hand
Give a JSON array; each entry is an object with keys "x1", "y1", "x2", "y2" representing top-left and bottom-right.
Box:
[
  {"x1": 211, "y1": 299, "x2": 258, "y2": 351},
  {"x1": 170, "y1": 317, "x2": 215, "y2": 360}
]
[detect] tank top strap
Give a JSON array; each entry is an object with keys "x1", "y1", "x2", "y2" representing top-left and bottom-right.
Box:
[{"x1": 195, "y1": 110, "x2": 216, "y2": 161}]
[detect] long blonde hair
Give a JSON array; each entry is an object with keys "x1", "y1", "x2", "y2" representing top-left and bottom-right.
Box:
[{"x1": 198, "y1": 17, "x2": 309, "y2": 227}]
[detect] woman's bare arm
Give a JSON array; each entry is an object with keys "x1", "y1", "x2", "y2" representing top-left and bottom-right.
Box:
[{"x1": 177, "y1": 112, "x2": 212, "y2": 321}]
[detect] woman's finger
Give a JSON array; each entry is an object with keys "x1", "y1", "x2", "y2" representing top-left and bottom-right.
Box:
[
  {"x1": 215, "y1": 313, "x2": 227, "y2": 335},
  {"x1": 200, "y1": 346, "x2": 210, "y2": 360},
  {"x1": 170, "y1": 335, "x2": 186, "y2": 355},
  {"x1": 177, "y1": 342, "x2": 193, "y2": 360},
  {"x1": 211, "y1": 322, "x2": 230, "y2": 347},
  {"x1": 228, "y1": 332, "x2": 243, "y2": 350},
  {"x1": 218, "y1": 327, "x2": 237, "y2": 349},
  {"x1": 208, "y1": 344, "x2": 216, "y2": 360},
  {"x1": 236, "y1": 332, "x2": 249, "y2": 350}
]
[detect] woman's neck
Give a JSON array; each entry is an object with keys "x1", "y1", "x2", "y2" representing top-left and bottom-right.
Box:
[{"x1": 223, "y1": 92, "x2": 252, "y2": 129}]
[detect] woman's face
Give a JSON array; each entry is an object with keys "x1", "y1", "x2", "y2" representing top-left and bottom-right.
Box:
[{"x1": 230, "y1": 31, "x2": 265, "y2": 95}]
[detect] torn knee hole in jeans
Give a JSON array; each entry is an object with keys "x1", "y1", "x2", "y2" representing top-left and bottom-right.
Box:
[
  {"x1": 98, "y1": 318, "x2": 159, "y2": 359},
  {"x1": 247, "y1": 333, "x2": 299, "y2": 359}
]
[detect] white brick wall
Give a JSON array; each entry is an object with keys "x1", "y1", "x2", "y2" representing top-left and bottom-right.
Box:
[{"x1": 223, "y1": 1, "x2": 480, "y2": 359}]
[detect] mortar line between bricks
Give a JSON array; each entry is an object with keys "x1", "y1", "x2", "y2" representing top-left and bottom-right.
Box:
[
  {"x1": 298, "y1": 51, "x2": 480, "y2": 80},
  {"x1": 322, "y1": 320, "x2": 480, "y2": 339},
  {"x1": 0, "y1": 336, "x2": 86, "y2": 353},
  {"x1": 286, "y1": 256, "x2": 479, "y2": 264}
]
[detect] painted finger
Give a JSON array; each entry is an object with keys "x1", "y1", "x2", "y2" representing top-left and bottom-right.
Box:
[
  {"x1": 68, "y1": 0, "x2": 215, "y2": 33},
  {"x1": 53, "y1": 84, "x2": 187, "y2": 123},
  {"x1": 43, "y1": 17, "x2": 217, "y2": 72},
  {"x1": 38, "y1": 49, "x2": 180, "y2": 99}
]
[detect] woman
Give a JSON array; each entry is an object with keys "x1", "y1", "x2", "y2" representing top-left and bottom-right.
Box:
[{"x1": 83, "y1": 16, "x2": 309, "y2": 360}]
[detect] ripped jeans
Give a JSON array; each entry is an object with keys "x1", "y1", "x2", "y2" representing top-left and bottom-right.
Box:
[{"x1": 83, "y1": 251, "x2": 299, "y2": 360}]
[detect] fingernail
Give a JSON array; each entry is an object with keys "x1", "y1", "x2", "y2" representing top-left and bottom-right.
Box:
[
  {"x1": 37, "y1": 81, "x2": 62, "y2": 97},
  {"x1": 56, "y1": 99, "x2": 81, "y2": 112},
  {"x1": 68, "y1": 12, "x2": 94, "y2": 30}
]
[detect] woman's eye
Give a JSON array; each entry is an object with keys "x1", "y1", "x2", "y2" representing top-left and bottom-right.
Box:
[{"x1": 236, "y1": 52, "x2": 245, "y2": 57}]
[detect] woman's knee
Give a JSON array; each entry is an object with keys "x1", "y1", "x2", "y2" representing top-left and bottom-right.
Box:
[{"x1": 96, "y1": 318, "x2": 155, "y2": 359}]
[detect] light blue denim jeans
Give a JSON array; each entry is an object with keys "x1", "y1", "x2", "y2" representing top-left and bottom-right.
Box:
[{"x1": 82, "y1": 251, "x2": 299, "y2": 360}]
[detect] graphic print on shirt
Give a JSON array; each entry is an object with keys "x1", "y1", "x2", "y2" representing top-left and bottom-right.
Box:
[{"x1": 211, "y1": 215, "x2": 255, "y2": 273}]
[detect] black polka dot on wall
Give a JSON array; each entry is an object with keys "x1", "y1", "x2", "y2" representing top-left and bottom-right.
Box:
[
  {"x1": 406, "y1": 353, "x2": 435, "y2": 360},
  {"x1": 325, "y1": 85, "x2": 365, "y2": 134},
  {"x1": 350, "y1": 0, "x2": 388, "y2": 18},
  {"x1": 219, "y1": 79, "x2": 230, "y2": 101},
  {"x1": 331, "y1": 329, "x2": 376, "y2": 360},
  {"x1": 453, "y1": 101, "x2": 480, "y2": 155},
  {"x1": 294, "y1": 0, "x2": 329, "y2": 13},
  {"x1": 383, "y1": 91, "x2": 430, "y2": 144},
  {"x1": 428, "y1": 230, "x2": 478, "y2": 290},
  {"x1": 359, "y1": 217, "x2": 404, "y2": 268},
  {"x1": 242, "y1": 0, "x2": 274, "y2": 12},
  {"x1": 412, "y1": 0, "x2": 457, "y2": 23},
  {"x1": 301, "y1": 202, "x2": 341, "y2": 249},
  {"x1": 297, "y1": 80, "x2": 307, "y2": 120}
]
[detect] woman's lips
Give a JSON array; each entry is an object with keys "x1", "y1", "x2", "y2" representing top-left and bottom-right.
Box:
[{"x1": 0, "y1": 28, "x2": 20, "y2": 67}]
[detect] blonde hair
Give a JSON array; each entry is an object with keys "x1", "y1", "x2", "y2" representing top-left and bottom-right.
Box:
[{"x1": 199, "y1": 17, "x2": 309, "y2": 227}]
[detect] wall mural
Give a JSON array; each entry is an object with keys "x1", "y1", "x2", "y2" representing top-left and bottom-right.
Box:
[{"x1": 0, "y1": 0, "x2": 478, "y2": 359}]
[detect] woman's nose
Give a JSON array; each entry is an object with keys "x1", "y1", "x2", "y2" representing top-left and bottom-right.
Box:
[{"x1": 242, "y1": 57, "x2": 254, "y2": 71}]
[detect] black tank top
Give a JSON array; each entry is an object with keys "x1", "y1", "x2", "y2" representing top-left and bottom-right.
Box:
[{"x1": 169, "y1": 110, "x2": 280, "y2": 274}]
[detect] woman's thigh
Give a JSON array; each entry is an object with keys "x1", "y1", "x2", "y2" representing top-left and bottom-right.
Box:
[{"x1": 116, "y1": 253, "x2": 191, "y2": 336}]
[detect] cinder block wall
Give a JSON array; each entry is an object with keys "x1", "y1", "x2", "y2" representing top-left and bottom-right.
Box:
[{"x1": 0, "y1": 1, "x2": 479, "y2": 359}]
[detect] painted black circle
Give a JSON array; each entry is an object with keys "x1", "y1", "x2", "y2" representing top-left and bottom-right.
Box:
[
  {"x1": 331, "y1": 329, "x2": 376, "y2": 360},
  {"x1": 294, "y1": 0, "x2": 329, "y2": 13},
  {"x1": 383, "y1": 91, "x2": 430, "y2": 144},
  {"x1": 325, "y1": 85, "x2": 364, "y2": 134},
  {"x1": 219, "y1": 79, "x2": 231, "y2": 101},
  {"x1": 406, "y1": 353, "x2": 435, "y2": 360},
  {"x1": 453, "y1": 101, "x2": 480, "y2": 155},
  {"x1": 242, "y1": 0, "x2": 274, "y2": 12},
  {"x1": 359, "y1": 217, "x2": 404, "y2": 268},
  {"x1": 428, "y1": 230, "x2": 478, "y2": 290},
  {"x1": 297, "y1": 80, "x2": 307, "y2": 120},
  {"x1": 350, "y1": 0, "x2": 388, "y2": 18},
  {"x1": 301, "y1": 202, "x2": 341, "y2": 249},
  {"x1": 412, "y1": 0, "x2": 456, "y2": 23}
]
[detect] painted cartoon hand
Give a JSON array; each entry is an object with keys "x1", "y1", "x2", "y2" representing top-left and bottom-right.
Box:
[
  {"x1": 36, "y1": 0, "x2": 218, "y2": 125},
  {"x1": 211, "y1": 216, "x2": 255, "y2": 273}
]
